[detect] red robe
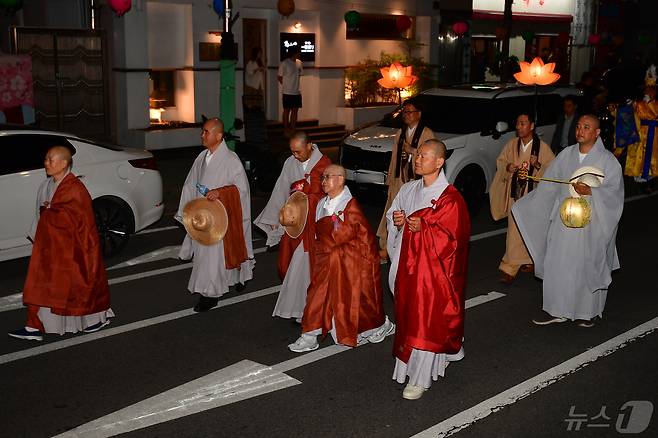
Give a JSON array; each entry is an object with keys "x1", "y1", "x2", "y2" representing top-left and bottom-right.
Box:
[
  {"x1": 216, "y1": 185, "x2": 248, "y2": 269},
  {"x1": 277, "y1": 155, "x2": 331, "y2": 280},
  {"x1": 302, "y1": 198, "x2": 385, "y2": 347},
  {"x1": 23, "y1": 173, "x2": 110, "y2": 316},
  {"x1": 393, "y1": 185, "x2": 470, "y2": 362}
]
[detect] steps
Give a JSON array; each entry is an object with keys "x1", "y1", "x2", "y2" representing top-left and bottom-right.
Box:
[{"x1": 265, "y1": 119, "x2": 348, "y2": 152}]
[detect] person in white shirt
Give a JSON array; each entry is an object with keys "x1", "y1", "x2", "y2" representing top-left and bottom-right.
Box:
[
  {"x1": 278, "y1": 47, "x2": 303, "y2": 135},
  {"x1": 245, "y1": 47, "x2": 265, "y2": 110}
]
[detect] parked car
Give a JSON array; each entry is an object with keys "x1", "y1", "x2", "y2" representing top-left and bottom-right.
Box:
[
  {"x1": 0, "y1": 126, "x2": 164, "y2": 261},
  {"x1": 340, "y1": 84, "x2": 581, "y2": 213}
]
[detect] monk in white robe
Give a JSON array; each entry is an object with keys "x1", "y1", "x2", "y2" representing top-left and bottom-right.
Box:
[
  {"x1": 513, "y1": 115, "x2": 624, "y2": 327},
  {"x1": 254, "y1": 131, "x2": 331, "y2": 320},
  {"x1": 176, "y1": 118, "x2": 255, "y2": 312}
]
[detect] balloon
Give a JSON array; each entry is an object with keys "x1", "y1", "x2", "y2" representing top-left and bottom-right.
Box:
[
  {"x1": 452, "y1": 22, "x2": 468, "y2": 37},
  {"x1": 395, "y1": 15, "x2": 412, "y2": 33},
  {"x1": 277, "y1": 0, "x2": 295, "y2": 17},
  {"x1": 108, "y1": 0, "x2": 131, "y2": 17},
  {"x1": 212, "y1": 0, "x2": 225, "y2": 16},
  {"x1": 344, "y1": 10, "x2": 361, "y2": 30},
  {"x1": 588, "y1": 34, "x2": 601, "y2": 46}
]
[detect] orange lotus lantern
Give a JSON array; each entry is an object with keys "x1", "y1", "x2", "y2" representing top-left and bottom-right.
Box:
[
  {"x1": 378, "y1": 61, "x2": 418, "y2": 90},
  {"x1": 514, "y1": 57, "x2": 560, "y2": 86}
]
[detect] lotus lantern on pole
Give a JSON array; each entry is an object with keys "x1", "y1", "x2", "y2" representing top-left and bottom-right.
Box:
[
  {"x1": 514, "y1": 57, "x2": 560, "y2": 86},
  {"x1": 378, "y1": 62, "x2": 418, "y2": 105}
]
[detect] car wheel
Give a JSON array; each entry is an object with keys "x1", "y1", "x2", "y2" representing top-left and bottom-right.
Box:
[
  {"x1": 93, "y1": 197, "x2": 135, "y2": 258},
  {"x1": 454, "y1": 165, "x2": 486, "y2": 216}
]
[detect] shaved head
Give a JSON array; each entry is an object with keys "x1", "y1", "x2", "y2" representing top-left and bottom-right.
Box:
[
  {"x1": 206, "y1": 117, "x2": 224, "y2": 133},
  {"x1": 579, "y1": 114, "x2": 600, "y2": 129},
  {"x1": 323, "y1": 164, "x2": 346, "y2": 178},
  {"x1": 44, "y1": 145, "x2": 73, "y2": 181},
  {"x1": 421, "y1": 139, "x2": 447, "y2": 159},
  {"x1": 201, "y1": 117, "x2": 225, "y2": 152},
  {"x1": 49, "y1": 146, "x2": 72, "y2": 168}
]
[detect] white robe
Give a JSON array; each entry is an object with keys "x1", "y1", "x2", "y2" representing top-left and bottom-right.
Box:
[
  {"x1": 30, "y1": 171, "x2": 114, "y2": 334},
  {"x1": 386, "y1": 171, "x2": 464, "y2": 388},
  {"x1": 512, "y1": 138, "x2": 624, "y2": 320},
  {"x1": 253, "y1": 146, "x2": 325, "y2": 318},
  {"x1": 176, "y1": 141, "x2": 255, "y2": 297}
]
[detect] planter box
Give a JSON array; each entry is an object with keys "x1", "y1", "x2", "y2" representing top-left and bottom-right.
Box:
[{"x1": 335, "y1": 104, "x2": 397, "y2": 131}]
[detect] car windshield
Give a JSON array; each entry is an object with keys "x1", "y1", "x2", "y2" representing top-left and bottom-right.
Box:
[{"x1": 380, "y1": 95, "x2": 493, "y2": 134}]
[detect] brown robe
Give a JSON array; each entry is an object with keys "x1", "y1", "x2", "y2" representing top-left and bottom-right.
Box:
[
  {"x1": 23, "y1": 173, "x2": 110, "y2": 316},
  {"x1": 302, "y1": 198, "x2": 385, "y2": 347},
  {"x1": 489, "y1": 136, "x2": 555, "y2": 275},
  {"x1": 376, "y1": 125, "x2": 435, "y2": 248}
]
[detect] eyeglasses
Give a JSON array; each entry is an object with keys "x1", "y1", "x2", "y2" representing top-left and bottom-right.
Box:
[{"x1": 320, "y1": 174, "x2": 344, "y2": 181}]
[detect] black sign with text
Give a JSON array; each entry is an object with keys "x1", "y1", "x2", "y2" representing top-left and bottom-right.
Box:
[{"x1": 280, "y1": 33, "x2": 315, "y2": 62}]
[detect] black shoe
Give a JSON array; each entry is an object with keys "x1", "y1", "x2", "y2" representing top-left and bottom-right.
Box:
[
  {"x1": 234, "y1": 282, "x2": 246, "y2": 293},
  {"x1": 193, "y1": 296, "x2": 219, "y2": 312}
]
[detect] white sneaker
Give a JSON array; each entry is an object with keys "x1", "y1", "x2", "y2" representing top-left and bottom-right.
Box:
[
  {"x1": 288, "y1": 334, "x2": 319, "y2": 353},
  {"x1": 368, "y1": 316, "x2": 395, "y2": 344},
  {"x1": 402, "y1": 384, "x2": 427, "y2": 400}
]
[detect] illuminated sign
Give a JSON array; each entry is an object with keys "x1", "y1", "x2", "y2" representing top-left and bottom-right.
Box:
[
  {"x1": 473, "y1": 0, "x2": 574, "y2": 16},
  {"x1": 280, "y1": 32, "x2": 315, "y2": 62}
]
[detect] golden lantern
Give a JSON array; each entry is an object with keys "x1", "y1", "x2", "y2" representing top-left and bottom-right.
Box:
[
  {"x1": 378, "y1": 62, "x2": 418, "y2": 104},
  {"x1": 559, "y1": 197, "x2": 592, "y2": 228},
  {"x1": 514, "y1": 57, "x2": 560, "y2": 86}
]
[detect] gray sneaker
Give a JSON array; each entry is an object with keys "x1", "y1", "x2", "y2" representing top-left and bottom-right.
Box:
[
  {"x1": 288, "y1": 334, "x2": 319, "y2": 353},
  {"x1": 367, "y1": 316, "x2": 395, "y2": 344}
]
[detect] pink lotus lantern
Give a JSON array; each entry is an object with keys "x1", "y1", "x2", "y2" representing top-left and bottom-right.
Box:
[
  {"x1": 378, "y1": 61, "x2": 418, "y2": 90},
  {"x1": 108, "y1": 0, "x2": 131, "y2": 17},
  {"x1": 514, "y1": 57, "x2": 560, "y2": 86}
]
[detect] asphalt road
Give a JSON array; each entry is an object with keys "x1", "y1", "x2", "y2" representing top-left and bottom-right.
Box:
[{"x1": 1, "y1": 149, "x2": 656, "y2": 438}]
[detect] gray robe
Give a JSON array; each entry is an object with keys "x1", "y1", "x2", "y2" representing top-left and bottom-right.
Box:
[
  {"x1": 175, "y1": 141, "x2": 255, "y2": 297},
  {"x1": 512, "y1": 138, "x2": 624, "y2": 320},
  {"x1": 254, "y1": 146, "x2": 325, "y2": 318}
]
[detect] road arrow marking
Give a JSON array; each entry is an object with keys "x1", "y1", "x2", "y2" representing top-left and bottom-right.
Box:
[{"x1": 54, "y1": 359, "x2": 301, "y2": 438}]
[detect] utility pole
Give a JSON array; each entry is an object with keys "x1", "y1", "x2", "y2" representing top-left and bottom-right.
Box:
[
  {"x1": 219, "y1": 0, "x2": 239, "y2": 150},
  {"x1": 500, "y1": 0, "x2": 513, "y2": 82}
]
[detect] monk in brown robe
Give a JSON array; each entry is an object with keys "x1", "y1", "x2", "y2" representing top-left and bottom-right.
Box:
[
  {"x1": 288, "y1": 165, "x2": 394, "y2": 352},
  {"x1": 377, "y1": 99, "x2": 435, "y2": 261},
  {"x1": 489, "y1": 113, "x2": 555, "y2": 284},
  {"x1": 9, "y1": 146, "x2": 113, "y2": 341}
]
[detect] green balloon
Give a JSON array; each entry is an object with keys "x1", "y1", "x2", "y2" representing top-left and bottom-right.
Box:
[
  {"x1": 344, "y1": 10, "x2": 361, "y2": 30},
  {"x1": 522, "y1": 30, "x2": 535, "y2": 42},
  {"x1": 0, "y1": 0, "x2": 23, "y2": 8},
  {"x1": 638, "y1": 34, "x2": 651, "y2": 45}
]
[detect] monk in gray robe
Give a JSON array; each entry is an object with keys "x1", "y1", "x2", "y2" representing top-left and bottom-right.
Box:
[
  {"x1": 512, "y1": 115, "x2": 624, "y2": 327},
  {"x1": 254, "y1": 131, "x2": 331, "y2": 321},
  {"x1": 176, "y1": 118, "x2": 255, "y2": 312}
]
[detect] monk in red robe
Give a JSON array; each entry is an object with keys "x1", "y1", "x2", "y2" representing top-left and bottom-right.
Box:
[
  {"x1": 386, "y1": 139, "x2": 470, "y2": 400},
  {"x1": 288, "y1": 165, "x2": 394, "y2": 352},
  {"x1": 9, "y1": 146, "x2": 113, "y2": 341}
]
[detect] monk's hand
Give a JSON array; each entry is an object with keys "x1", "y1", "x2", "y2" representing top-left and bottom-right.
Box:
[
  {"x1": 406, "y1": 217, "x2": 421, "y2": 233},
  {"x1": 506, "y1": 163, "x2": 519, "y2": 173},
  {"x1": 572, "y1": 182, "x2": 592, "y2": 196},
  {"x1": 392, "y1": 210, "x2": 406, "y2": 229},
  {"x1": 529, "y1": 155, "x2": 540, "y2": 168},
  {"x1": 206, "y1": 189, "x2": 220, "y2": 201}
]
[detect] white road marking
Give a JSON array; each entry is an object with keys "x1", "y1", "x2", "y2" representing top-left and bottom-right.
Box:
[
  {"x1": 53, "y1": 291, "x2": 507, "y2": 437},
  {"x1": 0, "y1": 285, "x2": 282, "y2": 365},
  {"x1": 54, "y1": 360, "x2": 301, "y2": 438},
  {"x1": 0, "y1": 293, "x2": 23, "y2": 313},
  {"x1": 411, "y1": 316, "x2": 658, "y2": 438},
  {"x1": 108, "y1": 246, "x2": 267, "y2": 270}
]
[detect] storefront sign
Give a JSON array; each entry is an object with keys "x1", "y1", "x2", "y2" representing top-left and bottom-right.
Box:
[
  {"x1": 280, "y1": 32, "x2": 315, "y2": 62},
  {"x1": 473, "y1": 0, "x2": 574, "y2": 16}
]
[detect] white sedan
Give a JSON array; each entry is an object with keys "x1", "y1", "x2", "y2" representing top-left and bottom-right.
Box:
[{"x1": 0, "y1": 127, "x2": 164, "y2": 261}]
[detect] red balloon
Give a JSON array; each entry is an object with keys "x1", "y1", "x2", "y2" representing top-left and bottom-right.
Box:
[
  {"x1": 452, "y1": 22, "x2": 468, "y2": 37},
  {"x1": 588, "y1": 34, "x2": 601, "y2": 46},
  {"x1": 108, "y1": 0, "x2": 131, "y2": 17},
  {"x1": 396, "y1": 15, "x2": 412, "y2": 33}
]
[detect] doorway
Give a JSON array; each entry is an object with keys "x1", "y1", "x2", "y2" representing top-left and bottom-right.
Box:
[{"x1": 242, "y1": 18, "x2": 267, "y2": 111}]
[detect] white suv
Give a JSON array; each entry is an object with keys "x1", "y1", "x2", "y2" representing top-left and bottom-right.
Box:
[
  {"x1": 0, "y1": 127, "x2": 164, "y2": 261},
  {"x1": 340, "y1": 84, "x2": 581, "y2": 211}
]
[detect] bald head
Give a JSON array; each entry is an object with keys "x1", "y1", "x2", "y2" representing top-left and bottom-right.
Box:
[
  {"x1": 321, "y1": 164, "x2": 346, "y2": 198},
  {"x1": 575, "y1": 114, "x2": 601, "y2": 150},
  {"x1": 201, "y1": 117, "x2": 225, "y2": 151},
  {"x1": 421, "y1": 139, "x2": 447, "y2": 159},
  {"x1": 44, "y1": 145, "x2": 73, "y2": 181}
]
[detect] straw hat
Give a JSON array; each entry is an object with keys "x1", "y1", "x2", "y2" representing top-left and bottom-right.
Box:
[
  {"x1": 182, "y1": 198, "x2": 228, "y2": 245},
  {"x1": 279, "y1": 191, "x2": 309, "y2": 238},
  {"x1": 568, "y1": 166, "x2": 605, "y2": 197}
]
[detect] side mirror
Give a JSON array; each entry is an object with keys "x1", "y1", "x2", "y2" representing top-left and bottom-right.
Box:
[{"x1": 495, "y1": 121, "x2": 509, "y2": 133}]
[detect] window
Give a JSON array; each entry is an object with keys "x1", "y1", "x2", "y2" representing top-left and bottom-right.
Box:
[
  {"x1": 149, "y1": 70, "x2": 176, "y2": 108},
  {"x1": 0, "y1": 134, "x2": 75, "y2": 176}
]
